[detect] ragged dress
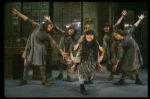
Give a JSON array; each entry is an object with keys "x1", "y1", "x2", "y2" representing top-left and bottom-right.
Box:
[
  {"x1": 116, "y1": 25, "x2": 143, "y2": 74},
  {"x1": 74, "y1": 43, "x2": 100, "y2": 81},
  {"x1": 22, "y1": 18, "x2": 60, "y2": 66}
]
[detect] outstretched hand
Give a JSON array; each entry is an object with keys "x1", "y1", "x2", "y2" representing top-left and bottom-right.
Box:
[
  {"x1": 122, "y1": 10, "x2": 127, "y2": 16},
  {"x1": 12, "y1": 8, "x2": 18, "y2": 15},
  {"x1": 138, "y1": 14, "x2": 145, "y2": 20},
  {"x1": 44, "y1": 15, "x2": 51, "y2": 22}
]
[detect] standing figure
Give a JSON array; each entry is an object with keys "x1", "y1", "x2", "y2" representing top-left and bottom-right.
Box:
[
  {"x1": 112, "y1": 14, "x2": 145, "y2": 85},
  {"x1": 12, "y1": 9, "x2": 68, "y2": 86},
  {"x1": 70, "y1": 30, "x2": 103, "y2": 95},
  {"x1": 74, "y1": 24, "x2": 105, "y2": 84},
  {"x1": 102, "y1": 10, "x2": 135, "y2": 80},
  {"x1": 44, "y1": 15, "x2": 77, "y2": 82}
]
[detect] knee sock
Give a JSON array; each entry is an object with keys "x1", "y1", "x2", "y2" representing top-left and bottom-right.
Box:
[
  {"x1": 40, "y1": 67, "x2": 46, "y2": 81},
  {"x1": 23, "y1": 61, "x2": 32, "y2": 80},
  {"x1": 135, "y1": 69, "x2": 140, "y2": 79}
]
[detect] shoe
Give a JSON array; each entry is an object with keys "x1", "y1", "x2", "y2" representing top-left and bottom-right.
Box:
[
  {"x1": 67, "y1": 75, "x2": 73, "y2": 82},
  {"x1": 42, "y1": 80, "x2": 51, "y2": 86},
  {"x1": 80, "y1": 84, "x2": 87, "y2": 95},
  {"x1": 55, "y1": 73, "x2": 63, "y2": 79},
  {"x1": 114, "y1": 79, "x2": 127, "y2": 85},
  {"x1": 17, "y1": 79, "x2": 27, "y2": 86},
  {"x1": 107, "y1": 74, "x2": 114, "y2": 81},
  {"x1": 135, "y1": 78, "x2": 145, "y2": 85},
  {"x1": 127, "y1": 74, "x2": 135, "y2": 80}
]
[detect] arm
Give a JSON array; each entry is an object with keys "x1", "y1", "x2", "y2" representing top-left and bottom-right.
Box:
[
  {"x1": 134, "y1": 14, "x2": 145, "y2": 27},
  {"x1": 113, "y1": 10, "x2": 127, "y2": 27},
  {"x1": 44, "y1": 15, "x2": 65, "y2": 36},
  {"x1": 13, "y1": 8, "x2": 28, "y2": 21},
  {"x1": 74, "y1": 35, "x2": 84, "y2": 51}
]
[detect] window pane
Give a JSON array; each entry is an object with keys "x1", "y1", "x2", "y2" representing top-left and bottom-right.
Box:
[
  {"x1": 72, "y1": 21, "x2": 81, "y2": 33},
  {"x1": 54, "y1": 9, "x2": 63, "y2": 21},
  {"x1": 63, "y1": 9, "x2": 72, "y2": 21},
  {"x1": 72, "y1": 2, "x2": 81, "y2": 9},
  {"x1": 32, "y1": 2, "x2": 40, "y2": 9},
  {"x1": 23, "y1": 10, "x2": 31, "y2": 19},
  {"x1": 63, "y1": 2, "x2": 72, "y2": 8},
  {"x1": 54, "y1": 2, "x2": 63, "y2": 9},
  {"x1": 23, "y1": 2, "x2": 31, "y2": 9},
  {"x1": 72, "y1": 10, "x2": 81, "y2": 21},
  {"x1": 32, "y1": 10, "x2": 39, "y2": 21},
  {"x1": 40, "y1": 10, "x2": 49, "y2": 21},
  {"x1": 40, "y1": 2, "x2": 49, "y2": 9},
  {"x1": 63, "y1": 22, "x2": 72, "y2": 31}
]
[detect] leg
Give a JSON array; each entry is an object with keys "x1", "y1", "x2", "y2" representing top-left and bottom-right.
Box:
[
  {"x1": 40, "y1": 66, "x2": 51, "y2": 86},
  {"x1": 135, "y1": 69, "x2": 145, "y2": 85},
  {"x1": 78, "y1": 74, "x2": 87, "y2": 95},
  {"x1": 55, "y1": 61, "x2": 63, "y2": 79},
  {"x1": 114, "y1": 70, "x2": 127, "y2": 85},
  {"x1": 17, "y1": 59, "x2": 32, "y2": 86},
  {"x1": 107, "y1": 64, "x2": 114, "y2": 81},
  {"x1": 67, "y1": 64, "x2": 73, "y2": 82}
]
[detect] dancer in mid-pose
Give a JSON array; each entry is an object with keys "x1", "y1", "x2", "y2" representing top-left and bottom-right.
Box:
[
  {"x1": 74, "y1": 24, "x2": 105, "y2": 84},
  {"x1": 44, "y1": 15, "x2": 77, "y2": 82},
  {"x1": 112, "y1": 14, "x2": 145, "y2": 85},
  {"x1": 70, "y1": 30, "x2": 103, "y2": 95},
  {"x1": 12, "y1": 9, "x2": 68, "y2": 86},
  {"x1": 102, "y1": 10, "x2": 134, "y2": 80}
]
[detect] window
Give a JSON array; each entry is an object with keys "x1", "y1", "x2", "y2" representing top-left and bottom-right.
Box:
[
  {"x1": 53, "y1": 2, "x2": 81, "y2": 44},
  {"x1": 21, "y1": 2, "x2": 49, "y2": 38}
]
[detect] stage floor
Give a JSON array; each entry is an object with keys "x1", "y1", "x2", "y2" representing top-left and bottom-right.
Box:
[{"x1": 4, "y1": 64, "x2": 148, "y2": 98}]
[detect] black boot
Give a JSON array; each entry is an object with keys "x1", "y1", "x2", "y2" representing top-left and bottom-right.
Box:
[
  {"x1": 135, "y1": 78, "x2": 145, "y2": 85},
  {"x1": 55, "y1": 73, "x2": 63, "y2": 79},
  {"x1": 80, "y1": 84, "x2": 87, "y2": 95}
]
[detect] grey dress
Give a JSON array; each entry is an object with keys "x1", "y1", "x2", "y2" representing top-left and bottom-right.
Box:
[
  {"x1": 116, "y1": 25, "x2": 143, "y2": 72},
  {"x1": 103, "y1": 24, "x2": 118, "y2": 72},
  {"x1": 74, "y1": 43, "x2": 100, "y2": 79},
  {"x1": 22, "y1": 18, "x2": 60, "y2": 66},
  {"x1": 54, "y1": 25, "x2": 73, "y2": 65}
]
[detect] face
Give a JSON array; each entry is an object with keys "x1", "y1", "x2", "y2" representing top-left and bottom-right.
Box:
[
  {"x1": 113, "y1": 33, "x2": 123, "y2": 40},
  {"x1": 47, "y1": 24, "x2": 54, "y2": 31},
  {"x1": 68, "y1": 29, "x2": 75, "y2": 36},
  {"x1": 84, "y1": 27, "x2": 90, "y2": 32},
  {"x1": 104, "y1": 26, "x2": 110, "y2": 33},
  {"x1": 86, "y1": 34, "x2": 94, "y2": 42}
]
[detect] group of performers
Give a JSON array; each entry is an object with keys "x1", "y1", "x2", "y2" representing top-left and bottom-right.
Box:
[{"x1": 12, "y1": 8, "x2": 145, "y2": 95}]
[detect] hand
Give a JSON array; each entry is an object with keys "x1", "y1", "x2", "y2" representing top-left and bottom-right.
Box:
[
  {"x1": 99, "y1": 56, "x2": 103, "y2": 62},
  {"x1": 138, "y1": 14, "x2": 145, "y2": 20},
  {"x1": 70, "y1": 65, "x2": 75, "y2": 73},
  {"x1": 73, "y1": 44, "x2": 78, "y2": 51},
  {"x1": 97, "y1": 64, "x2": 103, "y2": 72},
  {"x1": 122, "y1": 10, "x2": 127, "y2": 16},
  {"x1": 44, "y1": 15, "x2": 51, "y2": 22},
  {"x1": 62, "y1": 52, "x2": 69, "y2": 61},
  {"x1": 12, "y1": 8, "x2": 18, "y2": 15},
  {"x1": 112, "y1": 65, "x2": 117, "y2": 72}
]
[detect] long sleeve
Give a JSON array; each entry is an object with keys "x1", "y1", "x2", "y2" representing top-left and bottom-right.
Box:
[
  {"x1": 127, "y1": 25, "x2": 137, "y2": 36},
  {"x1": 24, "y1": 18, "x2": 39, "y2": 29},
  {"x1": 74, "y1": 44, "x2": 82, "y2": 66},
  {"x1": 48, "y1": 34, "x2": 60, "y2": 53},
  {"x1": 54, "y1": 24, "x2": 66, "y2": 36}
]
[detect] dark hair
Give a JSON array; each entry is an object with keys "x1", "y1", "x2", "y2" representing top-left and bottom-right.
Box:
[
  {"x1": 65, "y1": 26, "x2": 77, "y2": 42},
  {"x1": 41, "y1": 20, "x2": 54, "y2": 33},
  {"x1": 81, "y1": 30, "x2": 99, "y2": 61},
  {"x1": 112, "y1": 29, "x2": 127, "y2": 53},
  {"x1": 102, "y1": 23, "x2": 113, "y2": 35}
]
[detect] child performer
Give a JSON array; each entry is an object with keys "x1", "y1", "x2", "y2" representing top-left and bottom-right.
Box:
[
  {"x1": 12, "y1": 9, "x2": 69, "y2": 86},
  {"x1": 44, "y1": 15, "x2": 77, "y2": 82},
  {"x1": 112, "y1": 14, "x2": 145, "y2": 85},
  {"x1": 70, "y1": 30, "x2": 103, "y2": 95},
  {"x1": 74, "y1": 25, "x2": 105, "y2": 84}
]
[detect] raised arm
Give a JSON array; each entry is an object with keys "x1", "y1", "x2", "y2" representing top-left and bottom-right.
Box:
[
  {"x1": 113, "y1": 10, "x2": 127, "y2": 27},
  {"x1": 134, "y1": 14, "x2": 145, "y2": 27},
  {"x1": 13, "y1": 8, "x2": 28, "y2": 21},
  {"x1": 44, "y1": 15, "x2": 65, "y2": 36}
]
